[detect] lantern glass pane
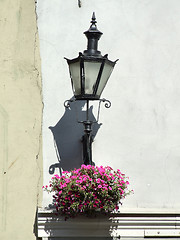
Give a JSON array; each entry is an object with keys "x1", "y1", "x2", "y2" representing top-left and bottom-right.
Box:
[
  {"x1": 69, "y1": 61, "x2": 81, "y2": 95},
  {"x1": 84, "y1": 61, "x2": 101, "y2": 94},
  {"x1": 96, "y1": 61, "x2": 114, "y2": 96}
]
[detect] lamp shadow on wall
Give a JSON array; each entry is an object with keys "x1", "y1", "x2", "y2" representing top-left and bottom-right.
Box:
[{"x1": 49, "y1": 98, "x2": 102, "y2": 175}]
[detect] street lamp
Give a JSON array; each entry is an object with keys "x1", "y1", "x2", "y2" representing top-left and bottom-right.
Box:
[{"x1": 65, "y1": 13, "x2": 118, "y2": 165}]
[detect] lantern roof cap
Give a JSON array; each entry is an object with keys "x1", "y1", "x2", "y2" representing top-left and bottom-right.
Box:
[
  {"x1": 84, "y1": 12, "x2": 103, "y2": 38},
  {"x1": 83, "y1": 13, "x2": 103, "y2": 57}
]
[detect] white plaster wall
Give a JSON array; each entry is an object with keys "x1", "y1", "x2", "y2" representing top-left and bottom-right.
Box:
[{"x1": 37, "y1": 0, "x2": 180, "y2": 209}]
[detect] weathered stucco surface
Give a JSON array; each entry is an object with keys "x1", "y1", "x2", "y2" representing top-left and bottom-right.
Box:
[
  {"x1": 0, "y1": 0, "x2": 43, "y2": 239},
  {"x1": 37, "y1": 0, "x2": 180, "y2": 210}
]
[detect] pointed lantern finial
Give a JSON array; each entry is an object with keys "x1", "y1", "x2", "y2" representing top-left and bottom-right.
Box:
[
  {"x1": 90, "y1": 12, "x2": 97, "y2": 29},
  {"x1": 83, "y1": 12, "x2": 103, "y2": 57}
]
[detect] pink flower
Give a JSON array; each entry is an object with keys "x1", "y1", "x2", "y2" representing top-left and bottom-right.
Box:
[
  {"x1": 96, "y1": 178, "x2": 101, "y2": 183},
  {"x1": 104, "y1": 166, "x2": 111, "y2": 170},
  {"x1": 62, "y1": 183, "x2": 67, "y2": 188},
  {"x1": 71, "y1": 176, "x2": 76, "y2": 179},
  {"x1": 65, "y1": 179, "x2": 70, "y2": 183},
  {"x1": 54, "y1": 174, "x2": 60, "y2": 178},
  {"x1": 115, "y1": 205, "x2": 119, "y2": 210}
]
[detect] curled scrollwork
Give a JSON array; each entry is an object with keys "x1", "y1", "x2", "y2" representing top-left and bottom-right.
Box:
[
  {"x1": 64, "y1": 99, "x2": 74, "y2": 108},
  {"x1": 101, "y1": 98, "x2": 111, "y2": 108},
  {"x1": 96, "y1": 98, "x2": 111, "y2": 122}
]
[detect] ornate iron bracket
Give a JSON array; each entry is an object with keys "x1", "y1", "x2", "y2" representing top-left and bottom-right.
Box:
[
  {"x1": 63, "y1": 98, "x2": 111, "y2": 165},
  {"x1": 64, "y1": 98, "x2": 111, "y2": 110},
  {"x1": 96, "y1": 98, "x2": 111, "y2": 122}
]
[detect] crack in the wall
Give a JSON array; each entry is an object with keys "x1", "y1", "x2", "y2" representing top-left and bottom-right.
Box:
[
  {"x1": 34, "y1": 0, "x2": 42, "y2": 94},
  {"x1": 35, "y1": 123, "x2": 43, "y2": 206},
  {"x1": 34, "y1": 0, "x2": 44, "y2": 206},
  {"x1": 34, "y1": 31, "x2": 42, "y2": 95}
]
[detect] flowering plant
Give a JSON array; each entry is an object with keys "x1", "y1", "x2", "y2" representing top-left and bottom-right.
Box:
[{"x1": 43, "y1": 165, "x2": 132, "y2": 218}]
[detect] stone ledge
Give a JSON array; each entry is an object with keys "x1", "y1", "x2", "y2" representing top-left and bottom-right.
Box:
[{"x1": 37, "y1": 208, "x2": 180, "y2": 238}]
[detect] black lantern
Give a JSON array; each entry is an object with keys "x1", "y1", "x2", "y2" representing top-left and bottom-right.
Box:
[
  {"x1": 64, "y1": 13, "x2": 118, "y2": 165},
  {"x1": 65, "y1": 13, "x2": 117, "y2": 100}
]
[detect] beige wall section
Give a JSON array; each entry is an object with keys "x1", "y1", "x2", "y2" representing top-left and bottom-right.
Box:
[{"x1": 0, "y1": 0, "x2": 43, "y2": 239}]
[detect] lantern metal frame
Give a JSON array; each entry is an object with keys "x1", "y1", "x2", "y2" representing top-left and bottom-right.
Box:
[
  {"x1": 65, "y1": 53, "x2": 116, "y2": 101},
  {"x1": 64, "y1": 13, "x2": 118, "y2": 165}
]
